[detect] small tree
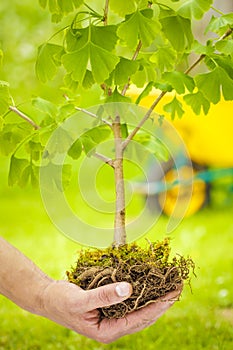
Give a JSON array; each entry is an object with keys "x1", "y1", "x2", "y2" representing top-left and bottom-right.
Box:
[{"x1": 0, "y1": 0, "x2": 232, "y2": 318}]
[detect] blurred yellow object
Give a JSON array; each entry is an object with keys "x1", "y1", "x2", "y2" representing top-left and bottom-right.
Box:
[
  {"x1": 129, "y1": 87, "x2": 233, "y2": 217},
  {"x1": 135, "y1": 88, "x2": 233, "y2": 167}
]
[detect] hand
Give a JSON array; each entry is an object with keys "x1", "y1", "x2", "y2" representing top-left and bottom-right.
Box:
[{"x1": 40, "y1": 280, "x2": 182, "y2": 344}]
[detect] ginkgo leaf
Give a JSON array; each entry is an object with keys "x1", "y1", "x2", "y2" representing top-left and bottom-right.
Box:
[
  {"x1": 62, "y1": 44, "x2": 89, "y2": 83},
  {"x1": 113, "y1": 57, "x2": 139, "y2": 85},
  {"x1": 68, "y1": 138, "x2": 82, "y2": 159},
  {"x1": 62, "y1": 25, "x2": 119, "y2": 86},
  {"x1": 131, "y1": 59, "x2": 157, "y2": 87},
  {"x1": 46, "y1": 127, "x2": 73, "y2": 155},
  {"x1": 41, "y1": 162, "x2": 72, "y2": 191},
  {"x1": 105, "y1": 87, "x2": 131, "y2": 103},
  {"x1": 0, "y1": 81, "x2": 11, "y2": 115},
  {"x1": 195, "y1": 66, "x2": 233, "y2": 104},
  {"x1": 135, "y1": 82, "x2": 154, "y2": 104},
  {"x1": 117, "y1": 9, "x2": 161, "y2": 49},
  {"x1": 183, "y1": 91, "x2": 210, "y2": 115},
  {"x1": 8, "y1": 156, "x2": 29, "y2": 186},
  {"x1": 150, "y1": 44, "x2": 177, "y2": 72},
  {"x1": 178, "y1": 0, "x2": 213, "y2": 20},
  {"x1": 159, "y1": 9, "x2": 193, "y2": 52},
  {"x1": 163, "y1": 96, "x2": 184, "y2": 119},
  {"x1": 163, "y1": 71, "x2": 195, "y2": 94},
  {"x1": 84, "y1": 125, "x2": 111, "y2": 144},
  {"x1": 216, "y1": 40, "x2": 233, "y2": 56},
  {"x1": 91, "y1": 25, "x2": 118, "y2": 52},
  {"x1": 32, "y1": 97, "x2": 58, "y2": 118},
  {"x1": 110, "y1": 0, "x2": 136, "y2": 16},
  {"x1": 89, "y1": 43, "x2": 119, "y2": 83},
  {"x1": 36, "y1": 43, "x2": 64, "y2": 83},
  {"x1": 80, "y1": 135, "x2": 96, "y2": 156},
  {"x1": 18, "y1": 164, "x2": 39, "y2": 188},
  {"x1": 205, "y1": 14, "x2": 233, "y2": 34},
  {"x1": 39, "y1": 0, "x2": 84, "y2": 17}
]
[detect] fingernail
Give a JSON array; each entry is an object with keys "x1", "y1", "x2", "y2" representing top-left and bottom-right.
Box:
[{"x1": 116, "y1": 282, "x2": 131, "y2": 297}]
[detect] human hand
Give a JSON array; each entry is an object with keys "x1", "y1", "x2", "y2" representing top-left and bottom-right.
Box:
[{"x1": 40, "y1": 280, "x2": 182, "y2": 344}]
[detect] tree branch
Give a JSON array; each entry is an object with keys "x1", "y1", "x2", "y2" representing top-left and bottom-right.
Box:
[
  {"x1": 93, "y1": 152, "x2": 115, "y2": 168},
  {"x1": 9, "y1": 106, "x2": 40, "y2": 130},
  {"x1": 74, "y1": 106, "x2": 112, "y2": 127},
  {"x1": 121, "y1": 40, "x2": 142, "y2": 96},
  {"x1": 122, "y1": 91, "x2": 166, "y2": 150},
  {"x1": 122, "y1": 27, "x2": 233, "y2": 151},
  {"x1": 103, "y1": 0, "x2": 110, "y2": 26}
]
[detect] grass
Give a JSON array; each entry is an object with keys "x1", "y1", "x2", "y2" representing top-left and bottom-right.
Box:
[{"x1": 0, "y1": 158, "x2": 233, "y2": 349}]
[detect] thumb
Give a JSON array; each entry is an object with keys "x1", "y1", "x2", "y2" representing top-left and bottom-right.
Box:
[{"x1": 85, "y1": 282, "x2": 132, "y2": 311}]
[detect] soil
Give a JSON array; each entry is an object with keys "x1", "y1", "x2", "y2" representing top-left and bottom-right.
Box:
[{"x1": 66, "y1": 238, "x2": 195, "y2": 320}]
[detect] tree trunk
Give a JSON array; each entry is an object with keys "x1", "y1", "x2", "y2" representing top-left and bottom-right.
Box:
[{"x1": 112, "y1": 116, "x2": 126, "y2": 247}]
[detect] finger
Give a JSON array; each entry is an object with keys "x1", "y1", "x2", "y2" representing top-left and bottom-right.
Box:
[
  {"x1": 84, "y1": 282, "x2": 132, "y2": 311},
  {"x1": 121, "y1": 287, "x2": 182, "y2": 333},
  {"x1": 99, "y1": 287, "x2": 182, "y2": 341}
]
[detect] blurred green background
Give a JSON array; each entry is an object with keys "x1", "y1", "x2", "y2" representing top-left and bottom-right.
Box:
[{"x1": 0, "y1": 1, "x2": 233, "y2": 349}]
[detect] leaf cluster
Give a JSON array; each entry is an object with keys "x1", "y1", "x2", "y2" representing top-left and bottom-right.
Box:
[
  {"x1": 1, "y1": 1, "x2": 233, "y2": 189},
  {"x1": 35, "y1": 1, "x2": 233, "y2": 119}
]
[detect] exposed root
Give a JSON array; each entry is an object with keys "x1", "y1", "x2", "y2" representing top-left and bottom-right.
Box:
[{"x1": 67, "y1": 238, "x2": 195, "y2": 319}]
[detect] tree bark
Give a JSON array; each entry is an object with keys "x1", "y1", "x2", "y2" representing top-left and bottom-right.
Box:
[{"x1": 112, "y1": 116, "x2": 126, "y2": 247}]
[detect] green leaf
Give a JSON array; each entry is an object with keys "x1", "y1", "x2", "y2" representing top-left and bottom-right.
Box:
[
  {"x1": 178, "y1": 0, "x2": 213, "y2": 20},
  {"x1": 195, "y1": 66, "x2": 233, "y2": 104},
  {"x1": 113, "y1": 57, "x2": 139, "y2": 85},
  {"x1": 89, "y1": 43, "x2": 119, "y2": 83},
  {"x1": 183, "y1": 91, "x2": 210, "y2": 115},
  {"x1": 25, "y1": 139, "x2": 43, "y2": 161},
  {"x1": 163, "y1": 96, "x2": 184, "y2": 119},
  {"x1": 0, "y1": 123, "x2": 31, "y2": 156},
  {"x1": 63, "y1": 43, "x2": 119, "y2": 85},
  {"x1": 32, "y1": 97, "x2": 58, "y2": 118},
  {"x1": 205, "y1": 14, "x2": 233, "y2": 34},
  {"x1": 134, "y1": 132, "x2": 169, "y2": 161},
  {"x1": 64, "y1": 73, "x2": 79, "y2": 92},
  {"x1": 191, "y1": 40, "x2": 215, "y2": 56},
  {"x1": 82, "y1": 70, "x2": 95, "y2": 89},
  {"x1": 212, "y1": 55, "x2": 233, "y2": 80},
  {"x1": 8, "y1": 156, "x2": 29, "y2": 186},
  {"x1": 159, "y1": 9, "x2": 193, "y2": 52},
  {"x1": 117, "y1": 9, "x2": 161, "y2": 49},
  {"x1": 39, "y1": 0, "x2": 84, "y2": 18},
  {"x1": 46, "y1": 127, "x2": 73, "y2": 155},
  {"x1": 131, "y1": 59, "x2": 156, "y2": 87},
  {"x1": 120, "y1": 123, "x2": 129, "y2": 139},
  {"x1": 62, "y1": 44, "x2": 89, "y2": 83},
  {"x1": 135, "y1": 82, "x2": 154, "y2": 104},
  {"x1": 18, "y1": 164, "x2": 39, "y2": 188},
  {"x1": 80, "y1": 135, "x2": 96, "y2": 156},
  {"x1": 36, "y1": 43, "x2": 64, "y2": 83},
  {"x1": 163, "y1": 71, "x2": 195, "y2": 94},
  {"x1": 0, "y1": 81, "x2": 11, "y2": 115},
  {"x1": 91, "y1": 25, "x2": 118, "y2": 52},
  {"x1": 68, "y1": 138, "x2": 82, "y2": 159},
  {"x1": 84, "y1": 125, "x2": 111, "y2": 144},
  {"x1": 57, "y1": 104, "x2": 75, "y2": 122},
  {"x1": 216, "y1": 40, "x2": 233, "y2": 57},
  {"x1": 109, "y1": 0, "x2": 136, "y2": 16},
  {"x1": 0, "y1": 49, "x2": 3, "y2": 67},
  {"x1": 42, "y1": 162, "x2": 72, "y2": 191},
  {"x1": 105, "y1": 88, "x2": 131, "y2": 103},
  {"x1": 39, "y1": 0, "x2": 47, "y2": 8},
  {"x1": 150, "y1": 44, "x2": 177, "y2": 72}
]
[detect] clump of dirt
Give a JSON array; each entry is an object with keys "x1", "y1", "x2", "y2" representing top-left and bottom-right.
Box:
[{"x1": 66, "y1": 238, "x2": 195, "y2": 320}]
